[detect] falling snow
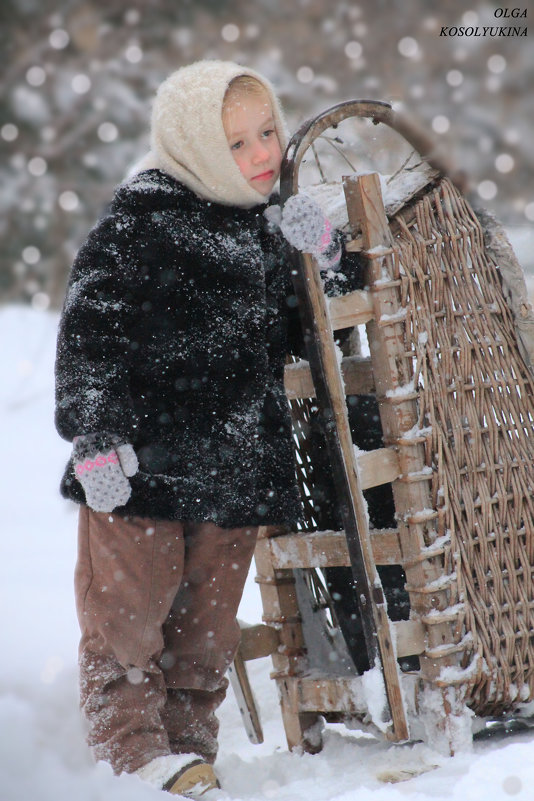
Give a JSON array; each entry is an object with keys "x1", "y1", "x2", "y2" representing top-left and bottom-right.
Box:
[{"x1": 4, "y1": 302, "x2": 534, "y2": 800}]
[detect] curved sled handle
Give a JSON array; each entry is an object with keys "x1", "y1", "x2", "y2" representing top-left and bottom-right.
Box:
[{"x1": 280, "y1": 99, "x2": 453, "y2": 202}]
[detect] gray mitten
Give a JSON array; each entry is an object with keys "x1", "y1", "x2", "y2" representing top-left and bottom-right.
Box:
[
  {"x1": 279, "y1": 193, "x2": 342, "y2": 270},
  {"x1": 73, "y1": 432, "x2": 139, "y2": 513}
]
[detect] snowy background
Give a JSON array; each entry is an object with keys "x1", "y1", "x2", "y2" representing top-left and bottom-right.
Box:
[
  {"x1": 2, "y1": 1, "x2": 534, "y2": 799},
  {"x1": 3, "y1": 304, "x2": 534, "y2": 799}
]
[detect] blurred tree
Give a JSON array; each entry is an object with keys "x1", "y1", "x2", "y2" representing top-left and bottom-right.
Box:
[{"x1": 1, "y1": 0, "x2": 532, "y2": 308}]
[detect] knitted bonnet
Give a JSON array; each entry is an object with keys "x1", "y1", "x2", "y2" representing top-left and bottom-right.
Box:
[{"x1": 150, "y1": 60, "x2": 288, "y2": 208}]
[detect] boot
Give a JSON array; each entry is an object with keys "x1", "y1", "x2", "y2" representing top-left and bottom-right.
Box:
[{"x1": 135, "y1": 753, "x2": 220, "y2": 797}]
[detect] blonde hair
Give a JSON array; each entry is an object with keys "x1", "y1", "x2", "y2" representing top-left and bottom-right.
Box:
[{"x1": 224, "y1": 75, "x2": 268, "y2": 104}]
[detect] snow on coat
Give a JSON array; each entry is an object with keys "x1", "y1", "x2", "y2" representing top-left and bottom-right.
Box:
[{"x1": 55, "y1": 168, "x2": 303, "y2": 528}]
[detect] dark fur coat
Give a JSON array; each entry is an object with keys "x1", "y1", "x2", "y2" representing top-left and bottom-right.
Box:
[{"x1": 55, "y1": 169, "x2": 303, "y2": 527}]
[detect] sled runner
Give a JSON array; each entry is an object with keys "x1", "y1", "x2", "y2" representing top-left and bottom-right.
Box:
[{"x1": 234, "y1": 100, "x2": 534, "y2": 756}]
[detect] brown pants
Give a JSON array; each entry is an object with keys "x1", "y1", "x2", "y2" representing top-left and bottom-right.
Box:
[{"x1": 75, "y1": 506, "x2": 258, "y2": 774}]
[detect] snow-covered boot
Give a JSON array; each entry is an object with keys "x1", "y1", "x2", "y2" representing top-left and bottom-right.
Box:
[
  {"x1": 135, "y1": 754, "x2": 219, "y2": 797},
  {"x1": 164, "y1": 759, "x2": 220, "y2": 796}
]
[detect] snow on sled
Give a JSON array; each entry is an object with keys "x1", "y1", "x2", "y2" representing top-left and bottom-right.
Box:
[{"x1": 233, "y1": 99, "x2": 534, "y2": 757}]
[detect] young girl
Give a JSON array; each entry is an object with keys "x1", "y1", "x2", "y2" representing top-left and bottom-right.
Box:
[{"x1": 55, "y1": 60, "x2": 340, "y2": 796}]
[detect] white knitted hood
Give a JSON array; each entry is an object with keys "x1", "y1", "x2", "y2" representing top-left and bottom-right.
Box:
[{"x1": 150, "y1": 60, "x2": 288, "y2": 208}]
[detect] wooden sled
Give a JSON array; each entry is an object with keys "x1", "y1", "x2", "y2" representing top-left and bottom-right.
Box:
[{"x1": 232, "y1": 100, "x2": 534, "y2": 756}]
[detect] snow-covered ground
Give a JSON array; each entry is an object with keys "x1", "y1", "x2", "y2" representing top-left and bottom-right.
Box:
[{"x1": 3, "y1": 304, "x2": 534, "y2": 801}]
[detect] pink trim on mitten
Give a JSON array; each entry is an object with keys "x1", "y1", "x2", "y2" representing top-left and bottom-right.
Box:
[
  {"x1": 75, "y1": 451, "x2": 119, "y2": 476},
  {"x1": 318, "y1": 218, "x2": 333, "y2": 252}
]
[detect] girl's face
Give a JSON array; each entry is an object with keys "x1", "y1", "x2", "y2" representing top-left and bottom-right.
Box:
[{"x1": 223, "y1": 91, "x2": 282, "y2": 196}]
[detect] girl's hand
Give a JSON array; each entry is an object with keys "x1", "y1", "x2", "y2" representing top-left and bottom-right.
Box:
[
  {"x1": 73, "y1": 433, "x2": 139, "y2": 513},
  {"x1": 279, "y1": 193, "x2": 342, "y2": 270}
]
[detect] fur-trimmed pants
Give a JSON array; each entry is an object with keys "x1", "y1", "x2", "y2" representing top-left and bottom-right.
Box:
[{"x1": 75, "y1": 506, "x2": 258, "y2": 774}]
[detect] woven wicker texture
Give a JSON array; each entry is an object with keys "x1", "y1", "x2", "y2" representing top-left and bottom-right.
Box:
[{"x1": 391, "y1": 177, "x2": 534, "y2": 716}]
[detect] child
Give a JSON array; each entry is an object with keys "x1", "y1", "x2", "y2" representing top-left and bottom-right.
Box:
[{"x1": 55, "y1": 60, "x2": 341, "y2": 796}]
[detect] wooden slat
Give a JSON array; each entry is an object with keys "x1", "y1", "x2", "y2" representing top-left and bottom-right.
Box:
[
  {"x1": 279, "y1": 672, "x2": 419, "y2": 731},
  {"x1": 284, "y1": 360, "x2": 315, "y2": 399},
  {"x1": 239, "y1": 623, "x2": 280, "y2": 661},
  {"x1": 268, "y1": 528, "x2": 402, "y2": 570},
  {"x1": 328, "y1": 290, "x2": 374, "y2": 330},
  {"x1": 283, "y1": 675, "x2": 367, "y2": 716},
  {"x1": 345, "y1": 235, "x2": 363, "y2": 253},
  {"x1": 394, "y1": 620, "x2": 426, "y2": 658},
  {"x1": 285, "y1": 355, "x2": 375, "y2": 399},
  {"x1": 275, "y1": 621, "x2": 424, "y2": 718},
  {"x1": 254, "y1": 535, "x2": 321, "y2": 750},
  {"x1": 385, "y1": 165, "x2": 441, "y2": 219},
  {"x1": 273, "y1": 633, "x2": 423, "y2": 730},
  {"x1": 342, "y1": 173, "x2": 410, "y2": 742},
  {"x1": 240, "y1": 615, "x2": 425, "y2": 663},
  {"x1": 357, "y1": 447, "x2": 401, "y2": 490},
  {"x1": 228, "y1": 652, "x2": 264, "y2": 743},
  {"x1": 370, "y1": 528, "x2": 403, "y2": 565}
]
